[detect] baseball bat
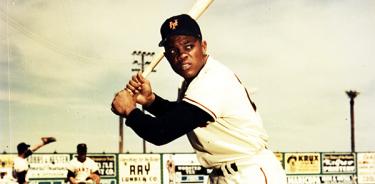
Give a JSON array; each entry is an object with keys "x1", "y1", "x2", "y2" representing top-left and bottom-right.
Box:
[{"x1": 142, "y1": 0, "x2": 215, "y2": 78}]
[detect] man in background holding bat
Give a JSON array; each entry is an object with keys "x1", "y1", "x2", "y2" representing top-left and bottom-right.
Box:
[
  {"x1": 111, "y1": 14, "x2": 286, "y2": 183},
  {"x1": 13, "y1": 137, "x2": 56, "y2": 184}
]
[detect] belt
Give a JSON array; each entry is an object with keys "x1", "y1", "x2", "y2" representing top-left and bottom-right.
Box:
[{"x1": 212, "y1": 163, "x2": 238, "y2": 176}]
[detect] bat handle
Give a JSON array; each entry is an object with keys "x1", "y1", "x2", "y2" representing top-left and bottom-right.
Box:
[
  {"x1": 188, "y1": 0, "x2": 214, "y2": 20},
  {"x1": 142, "y1": 52, "x2": 165, "y2": 78}
]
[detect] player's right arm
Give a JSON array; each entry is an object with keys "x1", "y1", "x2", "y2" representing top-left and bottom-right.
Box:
[
  {"x1": 113, "y1": 72, "x2": 178, "y2": 117},
  {"x1": 113, "y1": 73, "x2": 214, "y2": 145},
  {"x1": 126, "y1": 72, "x2": 185, "y2": 116},
  {"x1": 126, "y1": 72, "x2": 155, "y2": 107}
]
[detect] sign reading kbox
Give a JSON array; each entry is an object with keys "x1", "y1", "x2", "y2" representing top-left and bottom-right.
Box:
[{"x1": 284, "y1": 153, "x2": 321, "y2": 174}]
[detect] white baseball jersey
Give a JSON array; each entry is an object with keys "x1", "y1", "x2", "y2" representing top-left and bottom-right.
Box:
[
  {"x1": 67, "y1": 157, "x2": 99, "y2": 182},
  {"x1": 13, "y1": 157, "x2": 28, "y2": 173},
  {"x1": 180, "y1": 56, "x2": 269, "y2": 168}
]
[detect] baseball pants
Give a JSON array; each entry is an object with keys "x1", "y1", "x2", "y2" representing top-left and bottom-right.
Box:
[{"x1": 208, "y1": 149, "x2": 287, "y2": 184}]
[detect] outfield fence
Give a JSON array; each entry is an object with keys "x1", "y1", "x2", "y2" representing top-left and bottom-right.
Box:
[{"x1": 1, "y1": 152, "x2": 374, "y2": 184}]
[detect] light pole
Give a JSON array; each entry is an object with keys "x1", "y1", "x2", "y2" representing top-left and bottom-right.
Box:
[
  {"x1": 119, "y1": 116, "x2": 124, "y2": 153},
  {"x1": 345, "y1": 90, "x2": 359, "y2": 152},
  {"x1": 131, "y1": 50, "x2": 156, "y2": 153}
]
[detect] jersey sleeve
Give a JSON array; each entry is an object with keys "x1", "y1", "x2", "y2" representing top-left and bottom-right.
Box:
[
  {"x1": 89, "y1": 158, "x2": 99, "y2": 173},
  {"x1": 125, "y1": 101, "x2": 213, "y2": 146},
  {"x1": 183, "y1": 66, "x2": 238, "y2": 120},
  {"x1": 143, "y1": 94, "x2": 177, "y2": 116},
  {"x1": 24, "y1": 149, "x2": 33, "y2": 158},
  {"x1": 66, "y1": 159, "x2": 75, "y2": 172},
  {"x1": 13, "y1": 158, "x2": 29, "y2": 172}
]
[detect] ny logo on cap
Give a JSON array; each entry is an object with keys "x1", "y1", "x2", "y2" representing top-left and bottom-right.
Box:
[{"x1": 169, "y1": 19, "x2": 178, "y2": 30}]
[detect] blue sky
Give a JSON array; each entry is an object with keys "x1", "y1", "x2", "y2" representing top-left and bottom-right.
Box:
[{"x1": 1, "y1": 0, "x2": 374, "y2": 153}]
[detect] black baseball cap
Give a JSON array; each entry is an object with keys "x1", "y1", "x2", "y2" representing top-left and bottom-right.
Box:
[
  {"x1": 17, "y1": 142, "x2": 30, "y2": 154},
  {"x1": 77, "y1": 143, "x2": 87, "y2": 153},
  {"x1": 159, "y1": 14, "x2": 202, "y2": 47}
]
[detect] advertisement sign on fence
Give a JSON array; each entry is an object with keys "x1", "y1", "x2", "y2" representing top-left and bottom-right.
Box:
[
  {"x1": 4, "y1": 152, "x2": 375, "y2": 183},
  {"x1": 287, "y1": 174, "x2": 355, "y2": 184},
  {"x1": 118, "y1": 154, "x2": 161, "y2": 184},
  {"x1": 27, "y1": 154, "x2": 70, "y2": 178},
  {"x1": 162, "y1": 154, "x2": 210, "y2": 184},
  {"x1": 322, "y1": 153, "x2": 356, "y2": 174},
  {"x1": 357, "y1": 152, "x2": 375, "y2": 184},
  {"x1": 284, "y1": 153, "x2": 320, "y2": 174},
  {"x1": 89, "y1": 154, "x2": 116, "y2": 177}
]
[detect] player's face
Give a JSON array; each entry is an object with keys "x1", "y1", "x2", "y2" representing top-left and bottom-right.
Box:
[
  {"x1": 77, "y1": 152, "x2": 87, "y2": 162},
  {"x1": 164, "y1": 35, "x2": 208, "y2": 81}
]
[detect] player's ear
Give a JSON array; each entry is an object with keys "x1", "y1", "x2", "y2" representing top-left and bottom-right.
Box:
[{"x1": 201, "y1": 40, "x2": 207, "y2": 55}]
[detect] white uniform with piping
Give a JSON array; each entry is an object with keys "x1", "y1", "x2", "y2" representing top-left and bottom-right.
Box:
[{"x1": 180, "y1": 56, "x2": 286, "y2": 184}]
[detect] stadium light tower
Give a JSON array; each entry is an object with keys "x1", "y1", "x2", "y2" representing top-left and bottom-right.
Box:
[
  {"x1": 119, "y1": 117, "x2": 124, "y2": 153},
  {"x1": 345, "y1": 90, "x2": 359, "y2": 152},
  {"x1": 131, "y1": 50, "x2": 156, "y2": 153}
]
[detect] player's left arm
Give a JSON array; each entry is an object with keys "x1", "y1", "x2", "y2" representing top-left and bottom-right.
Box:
[
  {"x1": 143, "y1": 94, "x2": 182, "y2": 116},
  {"x1": 125, "y1": 101, "x2": 213, "y2": 146}
]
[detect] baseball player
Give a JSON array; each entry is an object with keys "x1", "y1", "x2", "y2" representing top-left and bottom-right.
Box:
[
  {"x1": 66, "y1": 143, "x2": 100, "y2": 184},
  {"x1": 112, "y1": 14, "x2": 286, "y2": 183},
  {"x1": 13, "y1": 137, "x2": 56, "y2": 184}
]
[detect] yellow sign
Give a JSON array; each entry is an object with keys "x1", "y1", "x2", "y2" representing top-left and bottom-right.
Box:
[{"x1": 285, "y1": 153, "x2": 320, "y2": 174}]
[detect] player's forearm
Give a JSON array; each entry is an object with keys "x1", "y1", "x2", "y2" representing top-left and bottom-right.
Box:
[
  {"x1": 143, "y1": 94, "x2": 178, "y2": 116},
  {"x1": 126, "y1": 102, "x2": 212, "y2": 145},
  {"x1": 29, "y1": 141, "x2": 45, "y2": 153},
  {"x1": 68, "y1": 177, "x2": 78, "y2": 184},
  {"x1": 126, "y1": 109, "x2": 184, "y2": 145},
  {"x1": 29, "y1": 137, "x2": 56, "y2": 153}
]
